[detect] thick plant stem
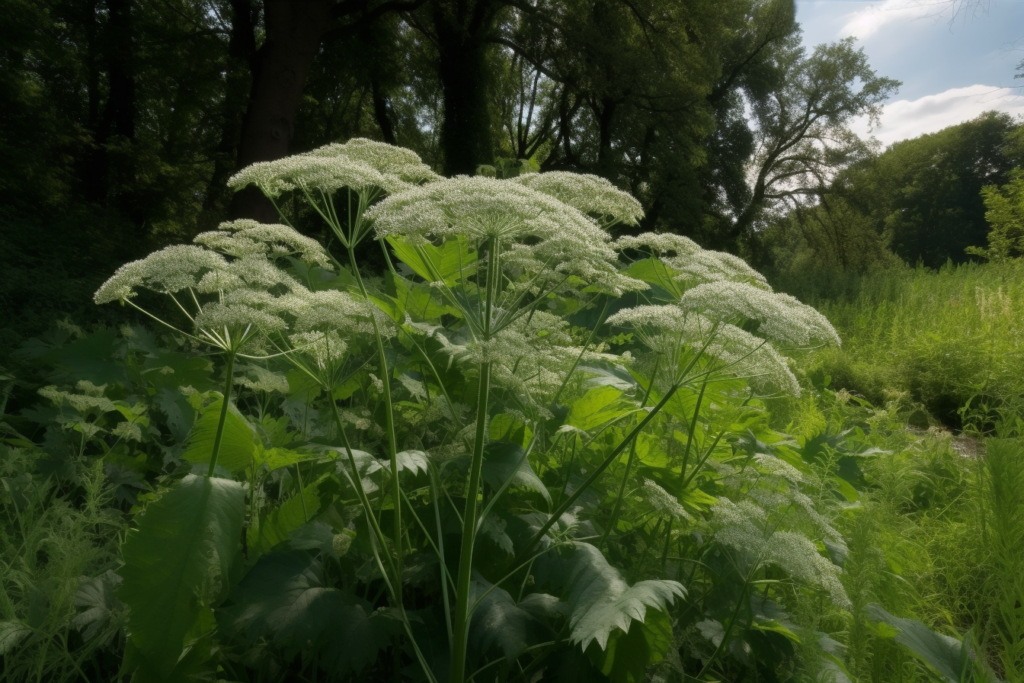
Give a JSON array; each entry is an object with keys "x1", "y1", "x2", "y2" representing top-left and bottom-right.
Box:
[
  {"x1": 600, "y1": 357, "x2": 660, "y2": 549},
  {"x1": 450, "y1": 360, "x2": 491, "y2": 683},
  {"x1": 451, "y1": 238, "x2": 500, "y2": 683},
  {"x1": 679, "y1": 375, "x2": 709, "y2": 486},
  {"x1": 347, "y1": 240, "x2": 403, "y2": 603},
  {"x1": 207, "y1": 352, "x2": 236, "y2": 477}
]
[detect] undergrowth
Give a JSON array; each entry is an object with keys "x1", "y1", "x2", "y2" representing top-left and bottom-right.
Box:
[{"x1": 773, "y1": 260, "x2": 1024, "y2": 428}]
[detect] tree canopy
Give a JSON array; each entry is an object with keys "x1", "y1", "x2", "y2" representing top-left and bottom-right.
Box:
[{"x1": 0, "y1": 0, "x2": 898, "y2": 339}]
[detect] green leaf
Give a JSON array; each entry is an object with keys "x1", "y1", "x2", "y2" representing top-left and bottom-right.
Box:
[
  {"x1": 253, "y1": 446, "x2": 319, "y2": 473},
  {"x1": 0, "y1": 620, "x2": 31, "y2": 655},
  {"x1": 588, "y1": 609, "x2": 673, "y2": 683},
  {"x1": 118, "y1": 475, "x2": 245, "y2": 677},
  {"x1": 45, "y1": 329, "x2": 127, "y2": 385},
  {"x1": 390, "y1": 273, "x2": 455, "y2": 321},
  {"x1": 541, "y1": 543, "x2": 685, "y2": 651},
  {"x1": 219, "y1": 551, "x2": 398, "y2": 675},
  {"x1": 470, "y1": 576, "x2": 542, "y2": 665},
  {"x1": 73, "y1": 570, "x2": 124, "y2": 646},
  {"x1": 370, "y1": 449, "x2": 430, "y2": 478},
  {"x1": 248, "y1": 475, "x2": 327, "y2": 558},
  {"x1": 869, "y1": 604, "x2": 989, "y2": 683},
  {"x1": 388, "y1": 235, "x2": 477, "y2": 286},
  {"x1": 141, "y1": 351, "x2": 215, "y2": 393},
  {"x1": 568, "y1": 386, "x2": 633, "y2": 432},
  {"x1": 623, "y1": 257, "x2": 683, "y2": 301},
  {"x1": 483, "y1": 442, "x2": 551, "y2": 504},
  {"x1": 181, "y1": 398, "x2": 256, "y2": 473}
]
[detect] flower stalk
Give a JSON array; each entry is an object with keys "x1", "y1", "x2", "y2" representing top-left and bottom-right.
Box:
[{"x1": 207, "y1": 351, "x2": 236, "y2": 477}]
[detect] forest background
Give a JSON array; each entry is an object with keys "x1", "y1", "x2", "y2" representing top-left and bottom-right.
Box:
[{"x1": 12, "y1": 0, "x2": 1016, "y2": 345}]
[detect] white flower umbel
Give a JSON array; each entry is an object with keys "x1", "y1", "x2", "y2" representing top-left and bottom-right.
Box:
[
  {"x1": 306, "y1": 138, "x2": 439, "y2": 185},
  {"x1": 288, "y1": 330, "x2": 349, "y2": 372},
  {"x1": 709, "y1": 498, "x2": 850, "y2": 608},
  {"x1": 512, "y1": 172, "x2": 644, "y2": 228},
  {"x1": 229, "y1": 141, "x2": 436, "y2": 254},
  {"x1": 667, "y1": 250, "x2": 771, "y2": 290},
  {"x1": 195, "y1": 255, "x2": 302, "y2": 294},
  {"x1": 690, "y1": 320, "x2": 800, "y2": 396},
  {"x1": 641, "y1": 478, "x2": 693, "y2": 523},
  {"x1": 195, "y1": 219, "x2": 333, "y2": 268},
  {"x1": 680, "y1": 281, "x2": 840, "y2": 348},
  {"x1": 228, "y1": 154, "x2": 397, "y2": 198},
  {"x1": 367, "y1": 176, "x2": 645, "y2": 328},
  {"x1": 285, "y1": 288, "x2": 392, "y2": 338},
  {"x1": 614, "y1": 233, "x2": 702, "y2": 257},
  {"x1": 94, "y1": 245, "x2": 227, "y2": 304},
  {"x1": 605, "y1": 306, "x2": 800, "y2": 394}
]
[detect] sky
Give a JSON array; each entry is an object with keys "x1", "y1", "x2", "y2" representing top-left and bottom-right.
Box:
[{"x1": 795, "y1": 0, "x2": 1024, "y2": 146}]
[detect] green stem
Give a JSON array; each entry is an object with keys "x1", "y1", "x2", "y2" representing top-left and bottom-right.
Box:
[
  {"x1": 513, "y1": 381, "x2": 682, "y2": 568},
  {"x1": 451, "y1": 237, "x2": 500, "y2": 683},
  {"x1": 346, "y1": 230, "x2": 404, "y2": 602},
  {"x1": 600, "y1": 357, "x2": 661, "y2": 549},
  {"x1": 679, "y1": 374, "x2": 709, "y2": 486},
  {"x1": 450, "y1": 359, "x2": 492, "y2": 683},
  {"x1": 207, "y1": 351, "x2": 236, "y2": 477}
]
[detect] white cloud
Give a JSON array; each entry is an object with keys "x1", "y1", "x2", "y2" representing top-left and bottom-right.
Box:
[
  {"x1": 838, "y1": 0, "x2": 956, "y2": 40},
  {"x1": 851, "y1": 85, "x2": 1024, "y2": 146}
]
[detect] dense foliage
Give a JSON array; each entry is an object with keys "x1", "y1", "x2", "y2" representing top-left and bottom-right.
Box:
[
  {"x1": 0, "y1": 140, "x2": 903, "y2": 683},
  {"x1": 762, "y1": 113, "x2": 1024, "y2": 272}
]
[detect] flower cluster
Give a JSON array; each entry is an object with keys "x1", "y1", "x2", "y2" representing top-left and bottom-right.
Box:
[
  {"x1": 94, "y1": 217, "x2": 382, "y2": 358},
  {"x1": 94, "y1": 245, "x2": 227, "y2": 304},
  {"x1": 194, "y1": 220, "x2": 333, "y2": 268},
  {"x1": 640, "y1": 478, "x2": 693, "y2": 523},
  {"x1": 605, "y1": 307, "x2": 800, "y2": 395},
  {"x1": 227, "y1": 138, "x2": 436, "y2": 199},
  {"x1": 708, "y1": 498, "x2": 850, "y2": 608},
  {"x1": 667, "y1": 250, "x2": 771, "y2": 289},
  {"x1": 367, "y1": 176, "x2": 645, "y2": 296},
  {"x1": 512, "y1": 172, "x2": 644, "y2": 227},
  {"x1": 680, "y1": 281, "x2": 840, "y2": 348}
]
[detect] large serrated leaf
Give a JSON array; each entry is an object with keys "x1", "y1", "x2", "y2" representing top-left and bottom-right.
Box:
[
  {"x1": 182, "y1": 398, "x2": 257, "y2": 473},
  {"x1": 73, "y1": 569, "x2": 124, "y2": 645},
  {"x1": 538, "y1": 543, "x2": 685, "y2": 651},
  {"x1": 0, "y1": 620, "x2": 31, "y2": 654},
  {"x1": 589, "y1": 609, "x2": 673, "y2": 683},
  {"x1": 118, "y1": 475, "x2": 244, "y2": 677},
  {"x1": 483, "y1": 442, "x2": 550, "y2": 504},
  {"x1": 470, "y1": 576, "x2": 543, "y2": 665},
  {"x1": 219, "y1": 551, "x2": 399, "y2": 674}
]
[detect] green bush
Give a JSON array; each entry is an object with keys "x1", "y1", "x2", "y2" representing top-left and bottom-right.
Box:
[{"x1": 776, "y1": 260, "x2": 1024, "y2": 427}]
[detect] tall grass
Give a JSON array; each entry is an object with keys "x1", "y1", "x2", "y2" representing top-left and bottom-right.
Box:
[
  {"x1": 984, "y1": 439, "x2": 1024, "y2": 683},
  {"x1": 773, "y1": 261, "x2": 1024, "y2": 426}
]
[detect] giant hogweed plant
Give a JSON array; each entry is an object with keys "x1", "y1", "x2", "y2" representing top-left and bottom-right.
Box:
[{"x1": 73, "y1": 139, "x2": 851, "y2": 682}]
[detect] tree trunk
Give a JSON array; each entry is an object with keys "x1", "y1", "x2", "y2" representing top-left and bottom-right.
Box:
[
  {"x1": 229, "y1": 0, "x2": 335, "y2": 221},
  {"x1": 85, "y1": 0, "x2": 137, "y2": 206},
  {"x1": 595, "y1": 97, "x2": 618, "y2": 178},
  {"x1": 370, "y1": 76, "x2": 397, "y2": 144},
  {"x1": 205, "y1": 0, "x2": 259, "y2": 211},
  {"x1": 432, "y1": 0, "x2": 499, "y2": 176}
]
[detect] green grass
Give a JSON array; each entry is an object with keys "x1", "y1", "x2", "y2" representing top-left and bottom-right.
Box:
[{"x1": 773, "y1": 261, "x2": 1024, "y2": 427}]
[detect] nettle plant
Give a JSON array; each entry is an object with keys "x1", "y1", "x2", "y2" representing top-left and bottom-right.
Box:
[{"x1": 92, "y1": 139, "x2": 847, "y2": 682}]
